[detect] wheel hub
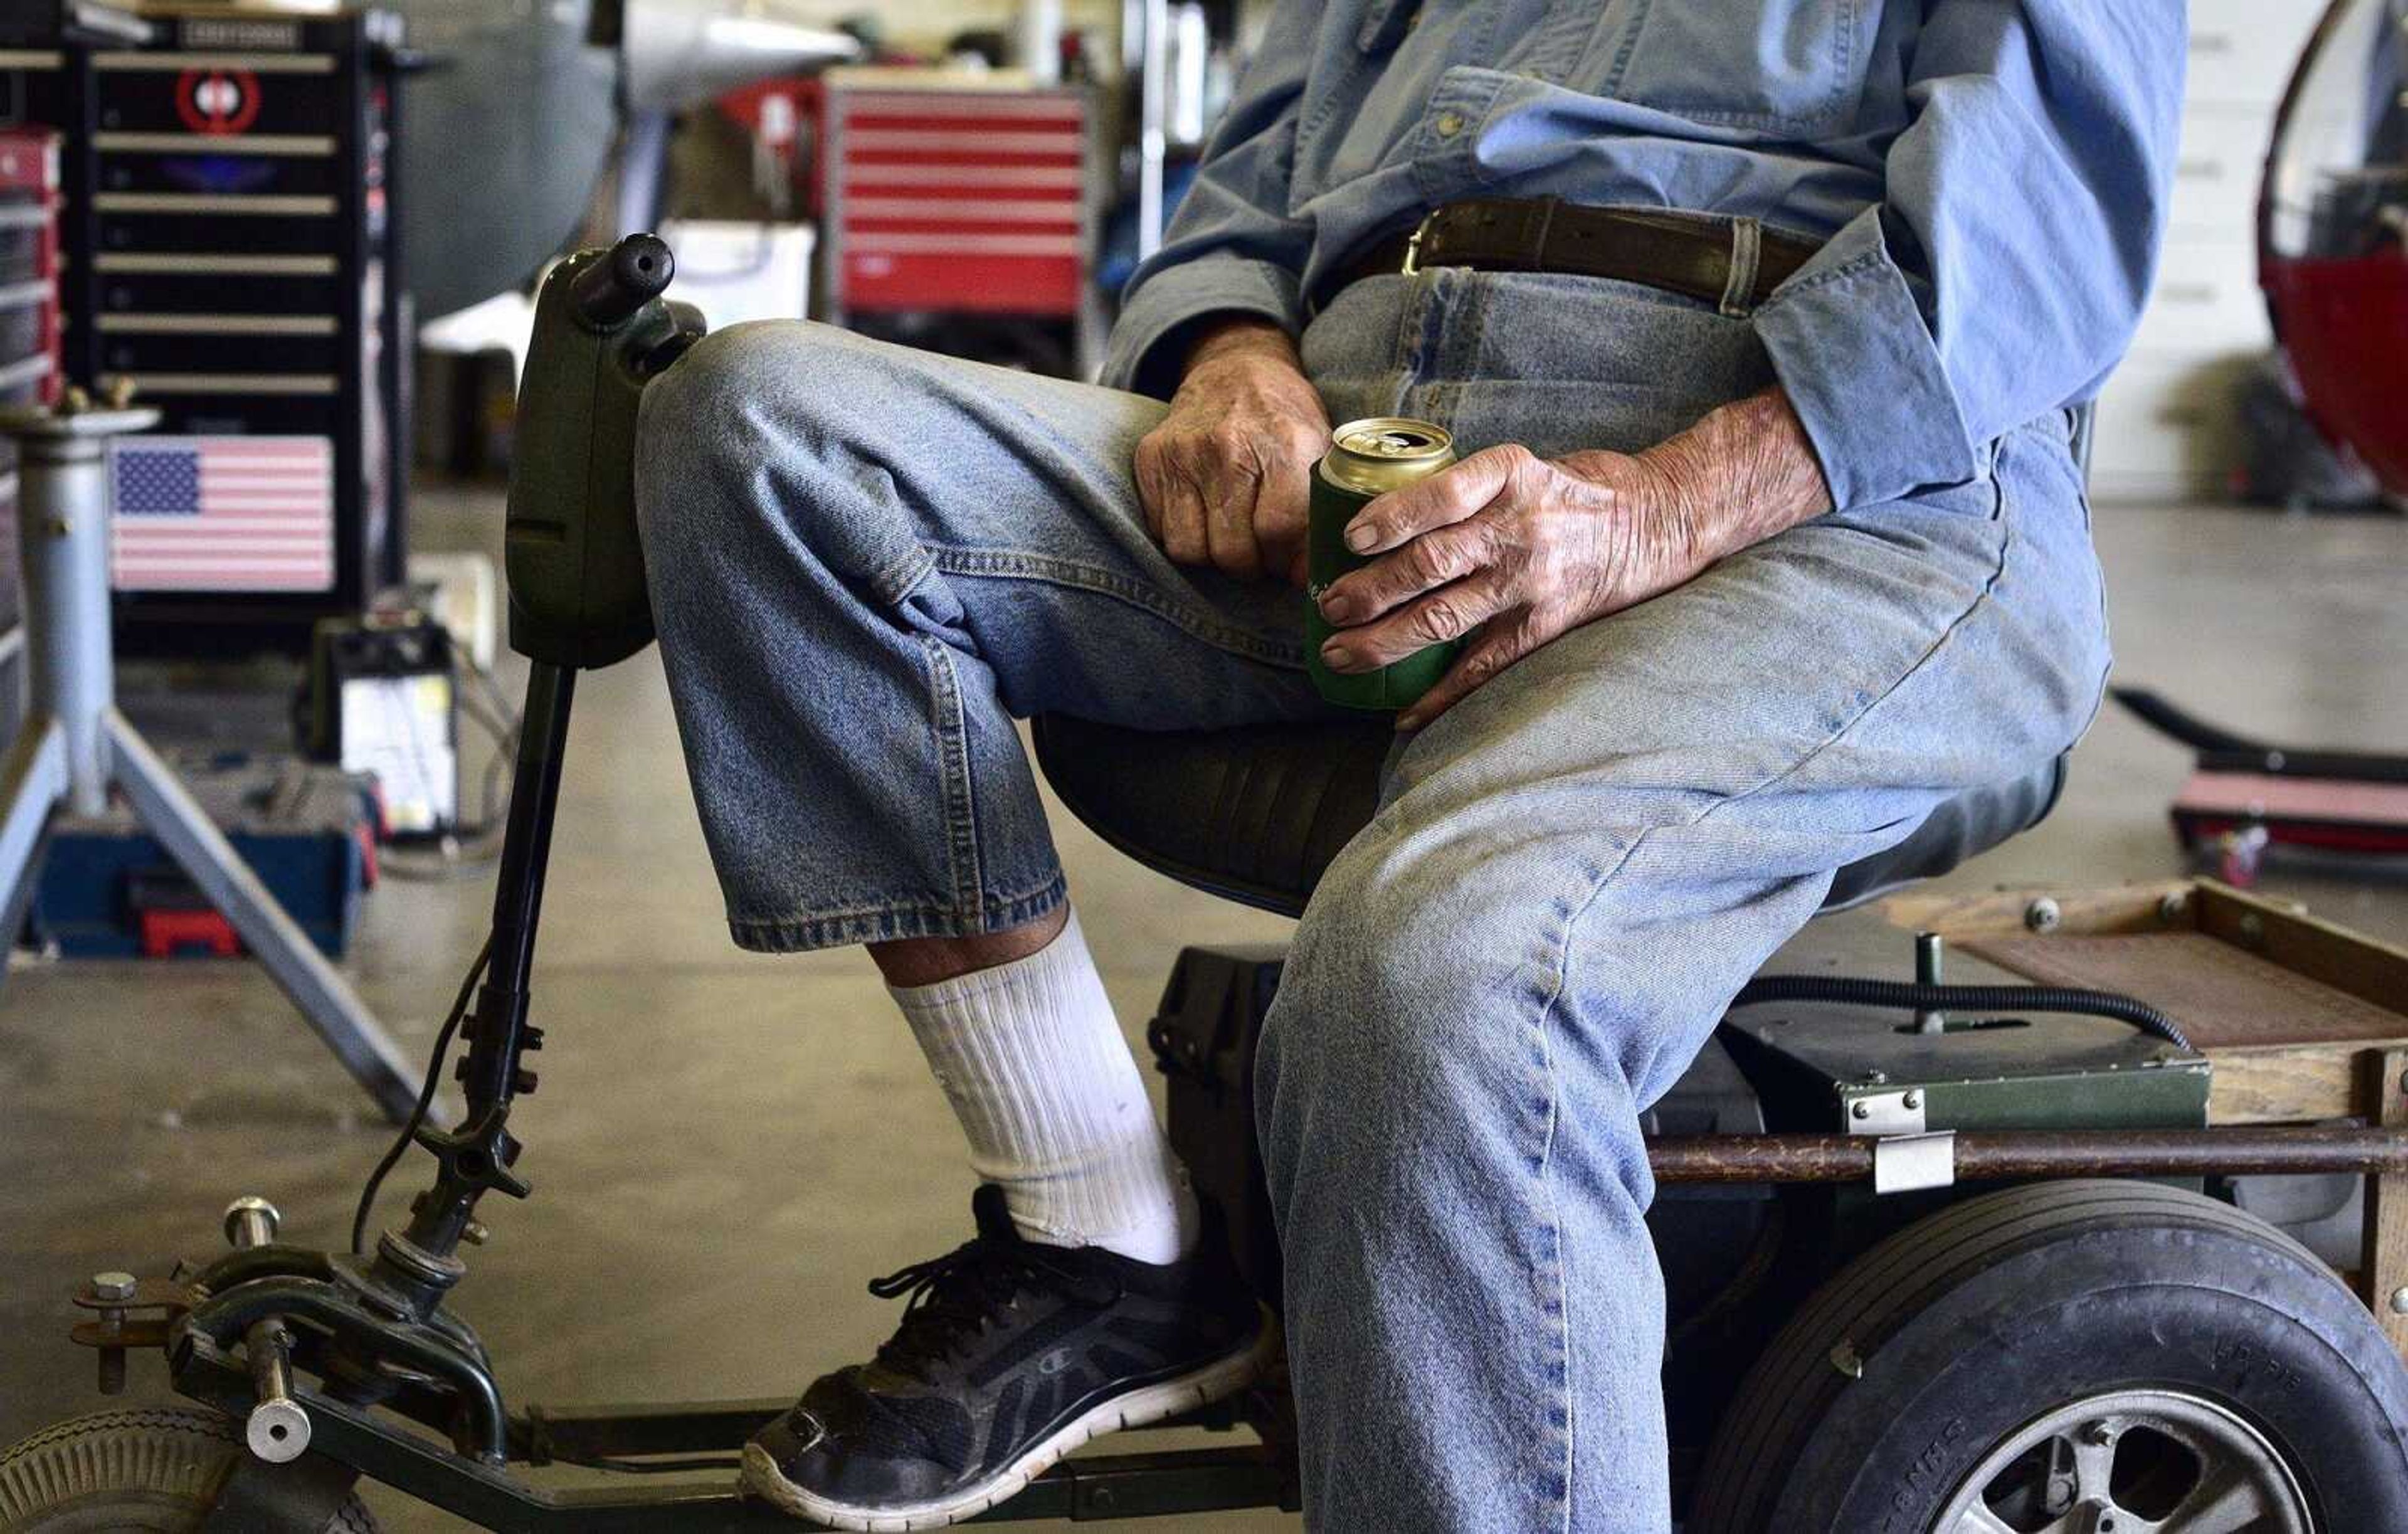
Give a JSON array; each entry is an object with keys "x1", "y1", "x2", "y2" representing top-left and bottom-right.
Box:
[{"x1": 1934, "y1": 1389, "x2": 2312, "y2": 1534}]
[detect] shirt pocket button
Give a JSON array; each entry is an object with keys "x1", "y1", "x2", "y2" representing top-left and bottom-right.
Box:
[{"x1": 1434, "y1": 110, "x2": 1465, "y2": 138}]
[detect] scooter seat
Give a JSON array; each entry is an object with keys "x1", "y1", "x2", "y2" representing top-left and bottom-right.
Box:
[{"x1": 1031, "y1": 714, "x2": 2067, "y2": 920}]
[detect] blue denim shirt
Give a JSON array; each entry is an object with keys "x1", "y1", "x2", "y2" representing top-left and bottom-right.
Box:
[{"x1": 1100, "y1": 1, "x2": 2187, "y2": 513}]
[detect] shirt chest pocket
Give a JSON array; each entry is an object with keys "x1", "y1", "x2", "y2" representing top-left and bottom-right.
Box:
[{"x1": 1602, "y1": 0, "x2": 1875, "y2": 137}]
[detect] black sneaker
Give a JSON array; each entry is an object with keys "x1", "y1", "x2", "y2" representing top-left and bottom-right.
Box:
[{"x1": 742, "y1": 1185, "x2": 1272, "y2": 1530}]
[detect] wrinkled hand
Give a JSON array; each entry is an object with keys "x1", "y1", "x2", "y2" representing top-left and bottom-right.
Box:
[
  {"x1": 1317, "y1": 388, "x2": 1832, "y2": 731},
  {"x1": 1315, "y1": 445, "x2": 1703, "y2": 731},
  {"x1": 1134, "y1": 319, "x2": 1329, "y2": 586}
]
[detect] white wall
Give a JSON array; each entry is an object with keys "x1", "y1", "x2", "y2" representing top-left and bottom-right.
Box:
[
  {"x1": 768, "y1": 0, "x2": 1124, "y2": 60},
  {"x1": 2090, "y1": 1, "x2": 2333, "y2": 502}
]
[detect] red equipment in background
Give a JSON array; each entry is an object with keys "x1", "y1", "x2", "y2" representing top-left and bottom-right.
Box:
[
  {"x1": 2260, "y1": 0, "x2": 2408, "y2": 492},
  {"x1": 814, "y1": 69, "x2": 1099, "y2": 364},
  {"x1": 0, "y1": 129, "x2": 63, "y2": 412},
  {"x1": 0, "y1": 128, "x2": 62, "y2": 696}
]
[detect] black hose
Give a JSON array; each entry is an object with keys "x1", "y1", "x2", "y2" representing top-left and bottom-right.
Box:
[
  {"x1": 1732, "y1": 976, "x2": 2195, "y2": 1054},
  {"x1": 2110, "y1": 686, "x2": 2267, "y2": 755},
  {"x1": 352, "y1": 939, "x2": 492, "y2": 1255}
]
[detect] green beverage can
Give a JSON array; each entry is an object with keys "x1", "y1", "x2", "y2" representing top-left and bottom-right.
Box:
[{"x1": 1306, "y1": 416, "x2": 1459, "y2": 711}]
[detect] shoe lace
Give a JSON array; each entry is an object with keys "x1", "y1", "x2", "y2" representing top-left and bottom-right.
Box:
[{"x1": 865, "y1": 1235, "x2": 1120, "y2": 1382}]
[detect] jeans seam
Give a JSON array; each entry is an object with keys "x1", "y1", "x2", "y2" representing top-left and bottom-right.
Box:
[
  {"x1": 927, "y1": 545, "x2": 1306, "y2": 667},
  {"x1": 1528, "y1": 840, "x2": 1649, "y2": 1534},
  {"x1": 726, "y1": 872, "x2": 1068, "y2": 952},
  {"x1": 919, "y1": 635, "x2": 988, "y2": 926},
  {"x1": 870, "y1": 542, "x2": 939, "y2": 608}
]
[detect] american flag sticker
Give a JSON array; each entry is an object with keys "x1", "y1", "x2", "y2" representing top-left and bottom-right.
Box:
[{"x1": 109, "y1": 436, "x2": 336, "y2": 593}]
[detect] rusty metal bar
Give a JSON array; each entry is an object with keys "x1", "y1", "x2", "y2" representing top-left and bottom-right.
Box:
[{"x1": 1647, "y1": 1126, "x2": 2408, "y2": 1185}]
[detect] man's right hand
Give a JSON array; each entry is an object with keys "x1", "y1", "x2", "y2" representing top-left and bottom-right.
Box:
[{"x1": 1134, "y1": 317, "x2": 1330, "y2": 587}]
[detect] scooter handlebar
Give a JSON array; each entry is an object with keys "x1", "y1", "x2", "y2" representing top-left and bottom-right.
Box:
[{"x1": 569, "y1": 233, "x2": 675, "y2": 330}]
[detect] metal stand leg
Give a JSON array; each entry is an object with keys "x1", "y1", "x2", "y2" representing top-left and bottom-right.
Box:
[
  {"x1": 0, "y1": 717, "x2": 66, "y2": 909},
  {"x1": 108, "y1": 713, "x2": 430, "y2": 1125},
  {"x1": 0, "y1": 401, "x2": 434, "y2": 1126}
]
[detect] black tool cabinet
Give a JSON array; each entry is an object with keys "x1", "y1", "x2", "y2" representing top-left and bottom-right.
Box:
[{"x1": 0, "y1": 6, "x2": 408, "y2": 657}]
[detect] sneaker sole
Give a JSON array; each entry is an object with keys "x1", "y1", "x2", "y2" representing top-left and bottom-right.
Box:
[{"x1": 739, "y1": 1308, "x2": 1277, "y2": 1531}]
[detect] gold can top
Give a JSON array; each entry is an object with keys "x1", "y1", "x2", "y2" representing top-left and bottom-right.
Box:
[{"x1": 1321, "y1": 416, "x2": 1456, "y2": 496}]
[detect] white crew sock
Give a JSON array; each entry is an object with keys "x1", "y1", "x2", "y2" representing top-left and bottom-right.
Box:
[{"x1": 891, "y1": 911, "x2": 1201, "y2": 1265}]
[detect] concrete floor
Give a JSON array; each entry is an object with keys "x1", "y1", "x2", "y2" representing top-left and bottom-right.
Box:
[{"x1": 1, "y1": 489, "x2": 2404, "y2": 1532}]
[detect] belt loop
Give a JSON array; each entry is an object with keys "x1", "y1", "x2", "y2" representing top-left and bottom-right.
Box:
[
  {"x1": 1401, "y1": 207, "x2": 1439, "y2": 277},
  {"x1": 1721, "y1": 217, "x2": 1763, "y2": 319},
  {"x1": 1531, "y1": 194, "x2": 1562, "y2": 273}
]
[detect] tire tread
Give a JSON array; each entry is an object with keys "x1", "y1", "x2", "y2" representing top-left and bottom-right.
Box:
[
  {"x1": 1690, "y1": 1180, "x2": 2342, "y2": 1533},
  {"x1": 0, "y1": 1407, "x2": 379, "y2": 1532}
]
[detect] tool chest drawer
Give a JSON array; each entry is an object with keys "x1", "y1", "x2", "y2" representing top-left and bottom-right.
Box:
[
  {"x1": 98, "y1": 209, "x2": 340, "y2": 257},
  {"x1": 820, "y1": 71, "x2": 1096, "y2": 320}
]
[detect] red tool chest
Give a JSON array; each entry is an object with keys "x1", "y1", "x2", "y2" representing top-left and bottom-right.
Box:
[
  {"x1": 0, "y1": 129, "x2": 61, "y2": 409},
  {"x1": 818, "y1": 70, "x2": 1095, "y2": 323},
  {"x1": 0, "y1": 127, "x2": 61, "y2": 651}
]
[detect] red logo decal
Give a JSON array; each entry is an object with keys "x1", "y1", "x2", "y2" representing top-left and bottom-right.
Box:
[{"x1": 176, "y1": 69, "x2": 263, "y2": 137}]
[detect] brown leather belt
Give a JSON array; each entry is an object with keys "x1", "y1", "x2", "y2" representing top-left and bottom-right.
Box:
[{"x1": 1329, "y1": 196, "x2": 1819, "y2": 315}]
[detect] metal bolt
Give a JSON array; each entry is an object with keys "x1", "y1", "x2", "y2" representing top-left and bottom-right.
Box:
[
  {"x1": 1864, "y1": 1070, "x2": 1889, "y2": 1086},
  {"x1": 2024, "y1": 897, "x2": 2062, "y2": 933},
  {"x1": 2083, "y1": 1422, "x2": 2116, "y2": 1447},
  {"x1": 2389, "y1": 1288, "x2": 2408, "y2": 1316},
  {"x1": 1902, "y1": 1090, "x2": 1923, "y2": 1111},
  {"x1": 224, "y1": 1197, "x2": 280, "y2": 1251},
  {"x1": 1852, "y1": 1101, "x2": 1872, "y2": 1121},
  {"x1": 1914, "y1": 933, "x2": 1947, "y2": 1034},
  {"x1": 2237, "y1": 912, "x2": 2266, "y2": 948},
  {"x1": 461, "y1": 1220, "x2": 490, "y2": 1247},
  {"x1": 93, "y1": 1272, "x2": 134, "y2": 1395}
]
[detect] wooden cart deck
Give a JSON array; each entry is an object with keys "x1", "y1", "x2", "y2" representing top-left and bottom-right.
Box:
[{"x1": 1881, "y1": 879, "x2": 2408, "y2": 1354}]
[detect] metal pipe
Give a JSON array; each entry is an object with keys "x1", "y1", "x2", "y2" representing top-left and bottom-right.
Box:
[
  {"x1": 244, "y1": 1320, "x2": 311, "y2": 1463},
  {"x1": 1647, "y1": 1126, "x2": 2408, "y2": 1185},
  {"x1": 1137, "y1": 0, "x2": 1168, "y2": 261},
  {"x1": 1914, "y1": 931, "x2": 1946, "y2": 1034},
  {"x1": 12, "y1": 422, "x2": 135, "y2": 815},
  {"x1": 460, "y1": 662, "x2": 576, "y2": 1118}
]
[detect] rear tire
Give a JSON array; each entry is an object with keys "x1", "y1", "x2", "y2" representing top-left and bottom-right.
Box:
[
  {"x1": 0, "y1": 1408, "x2": 379, "y2": 1532},
  {"x1": 1688, "y1": 1180, "x2": 2408, "y2": 1533}
]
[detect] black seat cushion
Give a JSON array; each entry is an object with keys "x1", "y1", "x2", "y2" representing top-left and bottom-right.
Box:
[{"x1": 1032, "y1": 714, "x2": 2067, "y2": 921}]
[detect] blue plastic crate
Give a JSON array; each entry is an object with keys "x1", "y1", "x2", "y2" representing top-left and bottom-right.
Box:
[{"x1": 30, "y1": 756, "x2": 375, "y2": 960}]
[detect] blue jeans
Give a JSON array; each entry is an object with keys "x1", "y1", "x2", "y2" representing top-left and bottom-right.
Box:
[{"x1": 633, "y1": 268, "x2": 2111, "y2": 1533}]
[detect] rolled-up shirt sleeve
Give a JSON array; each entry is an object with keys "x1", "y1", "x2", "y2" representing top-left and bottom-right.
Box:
[
  {"x1": 1752, "y1": 3, "x2": 2185, "y2": 510},
  {"x1": 1099, "y1": 6, "x2": 1319, "y2": 398}
]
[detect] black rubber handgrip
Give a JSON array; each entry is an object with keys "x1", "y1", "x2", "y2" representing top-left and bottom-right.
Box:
[
  {"x1": 570, "y1": 234, "x2": 675, "y2": 329},
  {"x1": 1732, "y1": 975, "x2": 2196, "y2": 1054}
]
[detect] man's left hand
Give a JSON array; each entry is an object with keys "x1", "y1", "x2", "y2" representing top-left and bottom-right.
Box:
[{"x1": 1315, "y1": 387, "x2": 1833, "y2": 731}]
